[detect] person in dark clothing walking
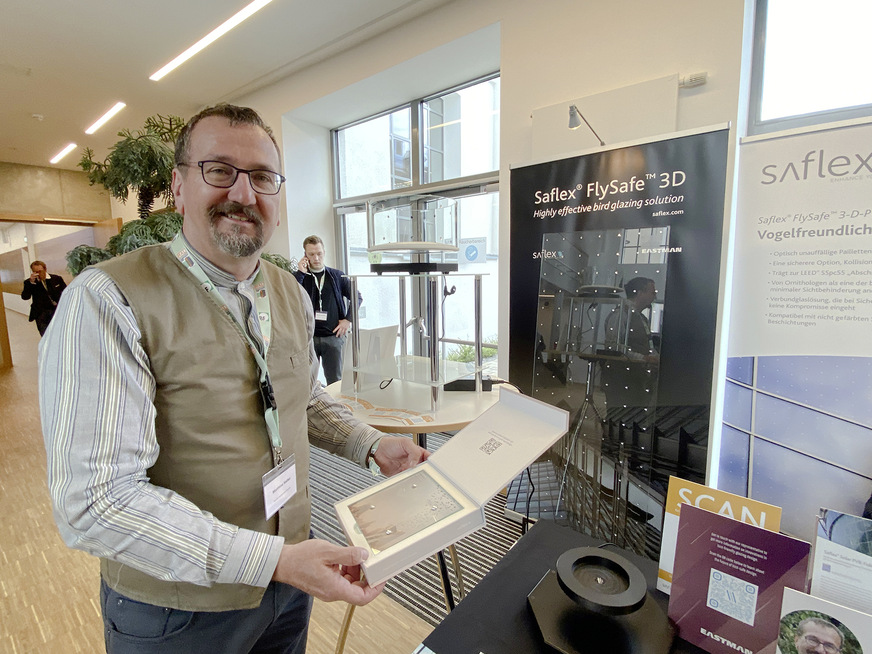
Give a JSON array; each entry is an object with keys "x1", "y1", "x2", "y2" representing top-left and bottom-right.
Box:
[{"x1": 21, "y1": 260, "x2": 66, "y2": 335}]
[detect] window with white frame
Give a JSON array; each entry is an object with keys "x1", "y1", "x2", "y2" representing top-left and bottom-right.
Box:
[{"x1": 749, "y1": 0, "x2": 872, "y2": 134}]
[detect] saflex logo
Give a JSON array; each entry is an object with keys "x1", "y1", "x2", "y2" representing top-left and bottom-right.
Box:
[
  {"x1": 761, "y1": 149, "x2": 872, "y2": 184},
  {"x1": 533, "y1": 249, "x2": 563, "y2": 260},
  {"x1": 534, "y1": 185, "x2": 581, "y2": 204}
]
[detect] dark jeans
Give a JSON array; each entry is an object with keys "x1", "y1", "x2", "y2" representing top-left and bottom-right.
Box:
[
  {"x1": 313, "y1": 333, "x2": 346, "y2": 385},
  {"x1": 101, "y1": 580, "x2": 312, "y2": 654}
]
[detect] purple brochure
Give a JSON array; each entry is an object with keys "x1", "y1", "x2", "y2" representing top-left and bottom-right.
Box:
[{"x1": 668, "y1": 504, "x2": 811, "y2": 654}]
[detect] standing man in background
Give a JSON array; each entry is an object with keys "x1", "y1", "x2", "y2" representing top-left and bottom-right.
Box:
[
  {"x1": 295, "y1": 235, "x2": 361, "y2": 385},
  {"x1": 21, "y1": 260, "x2": 66, "y2": 335}
]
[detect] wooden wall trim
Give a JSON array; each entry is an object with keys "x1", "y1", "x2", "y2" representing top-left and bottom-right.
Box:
[{"x1": 0, "y1": 213, "x2": 100, "y2": 226}]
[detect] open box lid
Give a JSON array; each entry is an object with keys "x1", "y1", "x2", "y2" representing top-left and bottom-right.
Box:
[{"x1": 428, "y1": 387, "x2": 569, "y2": 507}]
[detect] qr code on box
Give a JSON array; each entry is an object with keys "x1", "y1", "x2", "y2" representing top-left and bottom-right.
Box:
[
  {"x1": 706, "y1": 568, "x2": 758, "y2": 626},
  {"x1": 480, "y1": 438, "x2": 502, "y2": 455}
]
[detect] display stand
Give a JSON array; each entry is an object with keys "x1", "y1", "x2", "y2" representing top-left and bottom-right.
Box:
[
  {"x1": 335, "y1": 195, "x2": 488, "y2": 640},
  {"x1": 346, "y1": 272, "x2": 485, "y2": 413}
]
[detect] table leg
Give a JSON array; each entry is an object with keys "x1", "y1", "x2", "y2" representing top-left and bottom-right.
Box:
[
  {"x1": 447, "y1": 544, "x2": 466, "y2": 599},
  {"x1": 435, "y1": 550, "x2": 455, "y2": 611}
]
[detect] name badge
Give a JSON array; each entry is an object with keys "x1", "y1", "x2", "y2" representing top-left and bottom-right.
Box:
[
  {"x1": 315, "y1": 310, "x2": 328, "y2": 322},
  {"x1": 262, "y1": 453, "x2": 297, "y2": 520}
]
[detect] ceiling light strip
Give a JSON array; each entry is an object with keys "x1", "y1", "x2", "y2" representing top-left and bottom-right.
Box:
[
  {"x1": 149, "y1": 0, "x2": 274, "y2": 81},
  {"x1": 50, "y1": 143, "x2": 77, "y2": 164},
  {"x1": 85, "y1": 102, "x2": 127, "y2": 134}
]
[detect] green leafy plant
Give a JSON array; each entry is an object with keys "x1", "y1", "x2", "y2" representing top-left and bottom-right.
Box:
[
  {"x1": 65, "y1": 245, "x2": 113, "y2": 277},
  {"x1": 259, "y1": 252, "x2": 299, "y2": 273},
  {"x1": 145, "y1": 209, "x2": 185, "y2": 242},
  {"x1": 105, "y1": 211, "x2": 183, "y2": 256},
  {"x1": 79, "y1": 114, "x2": 185, "y2": 220},
  {"x1": 446, "y1": 339, "x2": 498, "y2": 363}
]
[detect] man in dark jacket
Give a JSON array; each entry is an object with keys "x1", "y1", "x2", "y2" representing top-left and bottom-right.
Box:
[
  {"x1": 294, "y1": 235, "x2": 361, "y2": 384},
  {"x1": 21, "y1": 260, "x2": 66, "y2": 335}
]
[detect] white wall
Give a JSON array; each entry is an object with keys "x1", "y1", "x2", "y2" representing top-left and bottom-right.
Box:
[
  {"x1": 233, "y1": 0, "x2": 750, "y2": 378},
  {"x1": 0, "y1": 223, "x2": 27, "y2": 255}
]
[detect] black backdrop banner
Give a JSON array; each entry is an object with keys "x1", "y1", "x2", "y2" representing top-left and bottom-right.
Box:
[{"x1": 509, "y1": 128, "x2": 729, "y2": 503}]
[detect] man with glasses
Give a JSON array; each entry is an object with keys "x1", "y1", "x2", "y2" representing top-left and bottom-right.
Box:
[
  {"x1": 794, "y1": 617, "x2": 843, "y2": 654},
  {"x1": 40, "y1": 104, "x2": 428, "y2": 653}
]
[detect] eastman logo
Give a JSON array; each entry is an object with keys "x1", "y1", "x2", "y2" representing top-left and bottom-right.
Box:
[{"x1": 700, "y1": 628, "x2": 753, "y2": 654}]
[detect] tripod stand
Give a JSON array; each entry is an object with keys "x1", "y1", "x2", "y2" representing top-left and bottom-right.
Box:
[{"x1": 554, "y1": 355, "x2": 607, "y2": 518}]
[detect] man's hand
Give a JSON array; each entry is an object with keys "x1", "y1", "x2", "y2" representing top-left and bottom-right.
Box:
[
  {"x1": 272, "y1": 539, "x2": 384, "y2": 605},
  {"x1": 333, "y1": 319, "x2": 352, "y2": 338},
  {"x1": 30, "y1": 272, "x2": 39, "y2": 283},
  {"x1": 374, "y1": 436, "x2": 429, "y2": 477},
  {"x1": 297, "y1": 256, "x2": 309, "y2": 273}
]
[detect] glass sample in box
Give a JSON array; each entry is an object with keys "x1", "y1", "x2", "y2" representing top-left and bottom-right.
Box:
[
  {"x1": 348, "y1": 467, "x2": 473, "y2": 553},
  {"x1": 335, "y1": 388, "x2": 569, "y2": 586}
]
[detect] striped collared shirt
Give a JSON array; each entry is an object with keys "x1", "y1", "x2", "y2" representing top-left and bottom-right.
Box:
[{"x1": 38, "y1": 244, "x2": 380, "y2": 589}]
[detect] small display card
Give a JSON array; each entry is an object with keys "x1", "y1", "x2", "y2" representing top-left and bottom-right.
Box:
[
  {"x1": 668, "y1": 504, "x2": 810, "y2": 654},
  {"x1": 811, "y1": 507, "x2": 872, "y2": 615},
  {"x1": 775, "y1": 588, "x2": 872, "y2": 654},
  {"x1": 657, "y1": 476, "x2": 782, "y2": 594}
]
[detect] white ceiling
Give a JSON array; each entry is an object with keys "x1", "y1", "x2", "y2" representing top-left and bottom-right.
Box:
[{"x1": 1, "y1": 0, "x2": 453, "y2": 170}]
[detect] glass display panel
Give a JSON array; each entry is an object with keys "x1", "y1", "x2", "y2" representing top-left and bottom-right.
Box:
[
  {"x1": 343, "y1": 210, "x2": 412, "y2": 330},
  {"x1": 529, "y1": 226, "x2": 704, "y2": 557}
]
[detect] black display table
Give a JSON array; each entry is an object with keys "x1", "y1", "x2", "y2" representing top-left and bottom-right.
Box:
[{"x1": 418, "y1": 519, "x2": 705, "y2": 654}]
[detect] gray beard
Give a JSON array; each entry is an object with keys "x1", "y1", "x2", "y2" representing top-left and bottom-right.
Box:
[
  {"x1": 211, "y1": 223, "x2": 263, "y2": 258},
  {"x1": 208, "y1": 203, "x2": 264, "y2": 258}
]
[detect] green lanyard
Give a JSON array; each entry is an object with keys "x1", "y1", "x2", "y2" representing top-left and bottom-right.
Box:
[{"x1": 169, "y1": 234, "x2": 283, "y2": 463}]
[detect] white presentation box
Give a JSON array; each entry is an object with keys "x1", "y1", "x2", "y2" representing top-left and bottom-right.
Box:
[{"x1": 334, "y1": 387, "x2": 569, "y2": 586}]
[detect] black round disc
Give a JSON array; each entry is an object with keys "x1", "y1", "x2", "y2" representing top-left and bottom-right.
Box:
[{"x1": 555, "y1": 547, "x2": 647, "y2": 615}]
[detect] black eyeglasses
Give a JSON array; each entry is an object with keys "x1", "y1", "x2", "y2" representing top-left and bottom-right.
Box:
[
  {"x1": 802, "y1": 634, "x2": 841, "y2": 654},
  {"x1": 181, "y1": 160, "x2": 285, "y2": 195}
]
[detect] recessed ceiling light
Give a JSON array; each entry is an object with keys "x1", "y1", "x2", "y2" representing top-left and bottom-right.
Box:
[
  {"x1": 85, "y1": 102, "x2": 126, "y2": 134},
  {"x1": 149, "y1": 0, "x2": 274, "y2": 81},
  {"x1": 50, "y1": 143, "x2": 77, "y2": 164}
]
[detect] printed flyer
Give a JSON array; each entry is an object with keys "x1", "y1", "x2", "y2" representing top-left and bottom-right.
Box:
[
  {"x1": 811, "y1": 508, "x2": 872, "y2": 615},
  {"x1": 658, "y1": 476, "x2": 782, "y2": 594},
  {"x1": 668, "y1": 505, "x2": 810, "y2": 654}
]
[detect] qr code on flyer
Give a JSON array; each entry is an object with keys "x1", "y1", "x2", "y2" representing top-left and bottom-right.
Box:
[
  {"x1": 706, "y1": 568, "x2": 758, "y2": 626},
  {"x1": 480, "y1": 438, "x2": 502, "y2": 455}
]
